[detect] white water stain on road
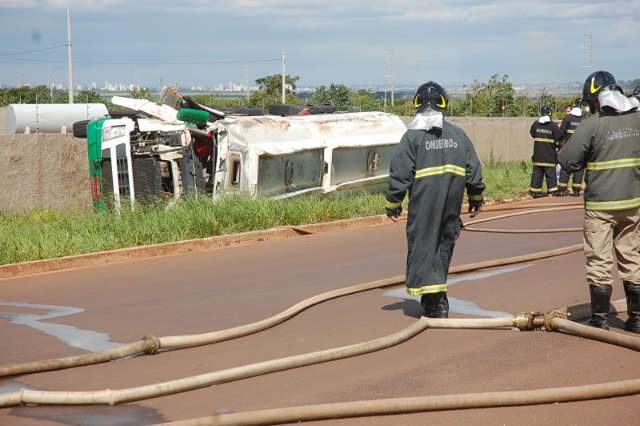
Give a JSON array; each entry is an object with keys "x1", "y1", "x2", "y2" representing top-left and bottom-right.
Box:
[
  {"x1": 383, "y1": 263, "x2": 534, "y2": 318},
  {"x1": 0, "y1": 301, "x2": 120, "y2": 352}
]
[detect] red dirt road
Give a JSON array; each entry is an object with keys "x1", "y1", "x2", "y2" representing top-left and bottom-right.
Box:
[{"x1": 0, "y1": 198, "x2": 638, "y2": 426}]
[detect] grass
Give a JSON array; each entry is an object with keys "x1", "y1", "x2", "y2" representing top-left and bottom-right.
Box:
[{"x1": 0, "y1": 161, "x2": 532, "y2": 265}]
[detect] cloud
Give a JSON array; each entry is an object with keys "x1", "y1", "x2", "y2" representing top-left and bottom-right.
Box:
[
  {"x1": 0, "y1": 0, "x2": 124, "y2": 9},
  {"x1": 0, "y1": 0, "x2": 636, "y2": 86}
]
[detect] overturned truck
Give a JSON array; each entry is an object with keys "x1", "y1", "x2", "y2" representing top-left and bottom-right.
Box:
[{"x1": 78, "y1": 96, "x2": 406, "y2": 210}]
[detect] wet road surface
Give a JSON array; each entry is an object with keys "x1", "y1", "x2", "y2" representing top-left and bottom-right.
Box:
[{"x1": 1, "y1": 197, "x2": 638, "y2": 425}]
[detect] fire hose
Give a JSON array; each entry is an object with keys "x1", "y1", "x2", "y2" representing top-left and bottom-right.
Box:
[
  {"x1": 0, "y1": 203, "x2": 583, "y2": 378},
  {"x1": 2, "y1": 200, "x2": 638, "y2": 424}
]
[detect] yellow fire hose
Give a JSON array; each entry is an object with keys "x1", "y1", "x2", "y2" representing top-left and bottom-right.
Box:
[
  {"x1": 0, "y1": 204, "x2": 583, "y2": 378},
  {"x1": 157, "y1": 315, "x2": 640, "y2": 426},
  {"x1": 4, "y1": 201, "x2": 634, "y2": 424},
  {"x1": 0, "y1": 202, "x2": 596, "y2": 411}
]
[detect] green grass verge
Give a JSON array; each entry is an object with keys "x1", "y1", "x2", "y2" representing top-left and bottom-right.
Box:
[{"x1": 0, "y1": 161, "x2": 532, "y2": 265}]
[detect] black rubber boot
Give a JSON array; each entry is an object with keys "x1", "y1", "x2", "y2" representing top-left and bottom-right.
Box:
[
  {"x1": 531, "y1": 193, "x2": 543, "y2": 199},
  {"x1": 589, "y1": 284, "x2": 611, "y2": 330},
  {"x1": 421, "y1": 292, "x2": 449, "y2": 318},
  {"x1": 623, "y1": 281, "x2": 640, "y2": 333},
  {"x1": 572, "y1": 189, "x2": 581, "y2": 197},
  {"x1": 553, "y1": 189, "x2": 567, "y2": 197}
]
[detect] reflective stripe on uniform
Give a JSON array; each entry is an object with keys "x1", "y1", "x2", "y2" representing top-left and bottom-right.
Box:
[
  {"x1": 558, "y1": 183, "x2": 568, "y2": 188},
  {"x1": 548, "y1": 187, "x2": 558, "y2": 192},
  {"x1": 586, "y1": 157, "x2": 640, "y2": 171},
  {"x1": 468, "y1": 194, "x2": 483, "y2": 201},
  {"x1": 572, "y1": 183, "x2": 583, "y2": 189},
  {"x1": 386, "y1": 201, "x2": 402, "y2": 208},
  {"x1": 407, "y1": 283, "x2": 448, "y2": 296},
  {"x1": 567, "y1": 130, "x2": 575, "y2": 134},
  {"x1": 532, "y1": 162, "x2": 556, "y2": 167},
  {"x1": 529, "y1": 187, "x2": 543, "y2": 192},
  {"x1": 415, "y1": 164, "x2": 465, "y2": 179},
  {"x1": 533, "y1": 138, "x2": 555, "y2": 143},
  {"x1": 585, "y1": 197, "x2": 640, "y2": 211}
]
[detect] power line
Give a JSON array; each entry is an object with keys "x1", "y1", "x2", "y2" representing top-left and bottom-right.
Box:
[
  {"x1": 0, "y1": 44, "x2": 67, "y2": 57},
  {"x1": 0, "y1": 57, "x2": 281, "y2": 65}
]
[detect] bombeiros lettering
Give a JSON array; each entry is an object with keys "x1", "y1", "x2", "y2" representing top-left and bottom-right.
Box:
[{"x1": 425, "y1": 138, "x2": 458, "y2": 150}]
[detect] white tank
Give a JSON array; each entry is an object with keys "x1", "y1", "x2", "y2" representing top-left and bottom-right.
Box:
[{"x1": 5, "y1": 103, "x2": 108, "y2": 134}]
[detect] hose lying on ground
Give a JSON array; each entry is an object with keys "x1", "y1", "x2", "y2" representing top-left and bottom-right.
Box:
[
  {"x1": 0, "y1": 317, "x2": 516, "y2": 407},
  {"x1": 156, "y1": 316, "x2": 640, "y2": 426},
  {"x1": 464, "y1": 226, "x2": 582, "y2": 234},
  {"x1": 461, "y1": 204, "x2": 583, "y2": 234},
  {"x1": 3, "y1": 201, "x2": 631, "y2": 418},
  {"x1": 0, "y1": 204, "x2": 584, "y2": 378},
  {"x1": 0, "y1": 242, "x2": 582, "y2": 407}
]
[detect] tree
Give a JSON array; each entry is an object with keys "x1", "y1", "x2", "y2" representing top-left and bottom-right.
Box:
[
  {"x1": 193, "y1": 94, "x2": 246, "y2": 107},
  {"x1": 255, "y1": 74, "x2": 300, "y2": 98},
  {"x1": 249, "y1": 74, "x2": 302, "y2": 108},
  {"x1": 130, "y1": 87, "x2": 151, "y2": 99},
  {"x1": 311, "y1": 84, "x2": 352, "y2": 110},
  {"x1": 348, "y1": 89, "x2": 380, "y2": 112},
  {"x1": 76, "y1": 89, "x2": 103, "y2": 103}
]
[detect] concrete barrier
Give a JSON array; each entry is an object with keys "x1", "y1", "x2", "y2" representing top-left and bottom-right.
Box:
[
  {"x1": 0, "y1": 117, "x2": 539, "y2": 213},
  {"x1": 0, "y1": 134, "x2": 91, "y2": 213},
  {"x1": 402, "y1": 116, "x2": 536, "y2": 163}
]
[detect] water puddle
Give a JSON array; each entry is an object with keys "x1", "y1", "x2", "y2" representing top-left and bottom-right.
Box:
[
  {"x1": 11, "y1": 405, "x2": 167, "y2": 426},
  {"x1": 0, "y1": 301, "x2": 120, "y2": 352},
  {"x1": 383, "y1": 263, "x2": 534, "y2": 318}
]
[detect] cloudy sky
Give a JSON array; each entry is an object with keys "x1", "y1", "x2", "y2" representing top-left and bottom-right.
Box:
[{"x1": 0, "y1": 0, "x2": 638, "y2": 89}]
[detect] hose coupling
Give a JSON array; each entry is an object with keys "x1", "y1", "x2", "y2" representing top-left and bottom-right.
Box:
[
  {"x1": 543, "y1": 310, "x2": 570, "y2": 331},
  {"x1": 513, "y1": 312, "x2": 545, "y2": 331},
  {"x1": 142, "y1": 335, "x2": 161, "y2": 355}
]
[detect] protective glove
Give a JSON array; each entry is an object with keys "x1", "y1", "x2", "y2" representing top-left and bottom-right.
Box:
[
  {"x1": 468, "y1": 199, "x2": 484, "y2": 217},
  {"x1": 386, "y1": 206, "x2": 402, "y2": 220}
]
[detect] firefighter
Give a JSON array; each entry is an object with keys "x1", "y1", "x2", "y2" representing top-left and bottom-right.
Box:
[
  {"x1": 559, "y1": 71, "x2": 640, "y2": 332},
  {"x1": 385, "y1": 81, "x2": 485, "y2": 318},
  {"x1": 529, "y1": 106, "x2": 561, "y2": 198},
  {"x1": 557, "y1": 99, "x2": 584, "y2": 196}
]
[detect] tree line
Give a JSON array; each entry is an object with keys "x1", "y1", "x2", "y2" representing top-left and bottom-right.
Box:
[{"x1": 3, "y1": 74, "x2": 638, "y2": 119}]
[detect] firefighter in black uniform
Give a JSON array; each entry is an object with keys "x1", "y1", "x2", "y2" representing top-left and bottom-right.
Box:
[
  {"x1": 557, "y1": 99, "x2": 584, "y2": 196},
  {"x1": 385, "y1": 82, "x2": 485, "y2": 318},
  {"x1": 529, "y1": 105, "x2": 561, "y2": 198}
]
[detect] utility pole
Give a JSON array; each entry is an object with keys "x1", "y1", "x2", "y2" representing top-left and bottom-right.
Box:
[
  {"x1": 281, "y1": 49, "x2": 286, "y2": 104},
  {"x1": 246, "y1": 64, "x2": 250, "y2": 103},
  {"x1": 49, "y1": 65, "x2": 54, "y2": 102},
  {"x1": 66, "y1": 8, "x2": 74, "y2": 104},
  {"x1": 383, "y1": 84, "x2": 387, "y2": 111},
  {"x1": 389, "y1": 49, "x2": 394, "y2": 107}
]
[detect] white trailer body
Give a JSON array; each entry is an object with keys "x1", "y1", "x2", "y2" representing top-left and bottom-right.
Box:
[{"x1": 211, "y1": 112, "x2": 406, "y2": 198}]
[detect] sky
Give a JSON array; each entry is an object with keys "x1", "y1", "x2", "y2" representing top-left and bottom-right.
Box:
[{"x1": 0, "y1": 0, "x2": 638, "y2": 89}]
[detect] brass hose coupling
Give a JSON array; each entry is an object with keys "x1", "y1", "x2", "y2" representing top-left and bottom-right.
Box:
[
  {"x1": 142, "y1": 335, "x2": 162, "y2": 355},
  {"x1": 513, "y1": 312, "x2": 545, "y2": 331},
  {"x1": 542, "y1": 310, "x2": 570, "y2": 331},
  {"x1": 513, "y1": 311, "x2": 570, "y2": 331}
]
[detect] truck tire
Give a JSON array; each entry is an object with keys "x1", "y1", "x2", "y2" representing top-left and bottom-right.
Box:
[{"x1": 73, "y1": 120, "x2": 89, "y2": 138}]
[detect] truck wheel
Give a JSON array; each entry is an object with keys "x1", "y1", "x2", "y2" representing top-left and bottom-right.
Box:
[{"x1": 73, "y1": 120, "x2": 90, "y2": 138}]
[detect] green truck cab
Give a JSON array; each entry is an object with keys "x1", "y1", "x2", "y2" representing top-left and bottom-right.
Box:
[{"x1": 86, "y1": 117, "x2": 135, "y2": 210}]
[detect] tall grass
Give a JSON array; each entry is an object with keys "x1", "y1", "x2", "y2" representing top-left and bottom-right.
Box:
[{"x1": 0, "y1": 161, "x2": 532, "y2": 265}]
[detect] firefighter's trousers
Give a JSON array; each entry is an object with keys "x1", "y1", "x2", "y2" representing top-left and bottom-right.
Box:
[
  {"x1": 584, "y1": 207, "x2": 640, "y2": 288},
  {"x1": 530, "y1": 165, "x2": 557, "y2": 194},
  {"x1": 559, "y1": 167, "x2": 584, "y2": 192}
]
